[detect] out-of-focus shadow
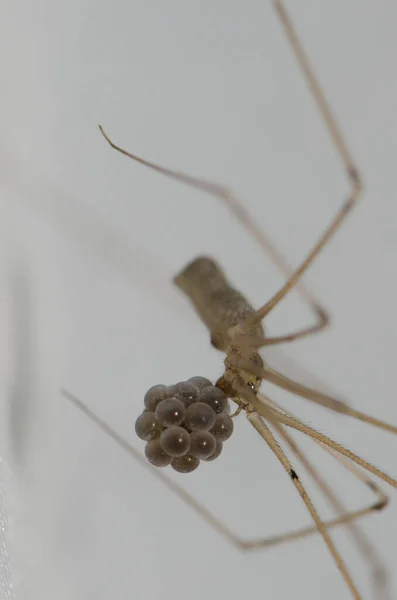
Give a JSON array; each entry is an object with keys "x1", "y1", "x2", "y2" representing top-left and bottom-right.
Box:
[
  {"x1": 0, "y1": 149, "x2": 177, "y2": 314},
  {"x1": 0, "y1": 256, "x2": 34, "y2": 600},
  {"x1": 8, "y1": 257, "x2": 36, "y2": 468}
]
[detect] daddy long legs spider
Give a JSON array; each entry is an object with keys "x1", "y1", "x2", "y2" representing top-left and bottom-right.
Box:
[{"x1": 62, "y1": 2, "x2": 397, "y2": 599}]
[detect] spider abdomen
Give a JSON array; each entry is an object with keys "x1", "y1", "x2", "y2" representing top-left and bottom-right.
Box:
[{"x1": 174, "y1": 256, "x2": 265, "y2": 351}]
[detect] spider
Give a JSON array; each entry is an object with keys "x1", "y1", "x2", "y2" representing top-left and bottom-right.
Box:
[{"x1": 63, "y1": 3, "x2": 397, "y2": 599}]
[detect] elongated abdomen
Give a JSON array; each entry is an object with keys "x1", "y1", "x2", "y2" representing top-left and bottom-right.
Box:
[{"x1": 174, "y1": 256, "x2": 264, "y2": 350}]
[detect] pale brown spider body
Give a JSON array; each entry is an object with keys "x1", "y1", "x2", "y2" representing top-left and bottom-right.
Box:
[
  {"x1": 175, "y1": 256, "x2": 265, "y2": 402},
  {"x1": 62, "y1": 3, "x2": 397, "y2": 598}
]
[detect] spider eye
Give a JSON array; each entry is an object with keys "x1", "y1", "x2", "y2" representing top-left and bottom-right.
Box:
[{"x1": 247, "y1": 381, "x2": 255, "y2": 391}]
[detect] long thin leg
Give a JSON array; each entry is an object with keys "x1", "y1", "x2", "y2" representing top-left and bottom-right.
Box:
[
  {"x1": 61, "y1": 388, "x2": 388, "y2": 555},
  {"x1": 228, "y1": 355, "x2": 397, "y2": 436},
  {"x1": 264, "y1": 364, "x2": 397, "y2": 435},
  {"x1": 315, "y1": 451, "x2": 391, "y2": 600},
  {"x1": 259, "y1": 390, "x2": 389, "y2": 505},
  {"x1": 235, "y1": 0, "x2": 363, "y2": 336},
  {"x1": 247, "y1": 411, "x2": 362, "y2": 600},
  {"x1": 228, "y1": 375, "x2": 397, "y2": 488},
  {"x1": 271, "y1": 408, "x2": 397, "y2": 488},
  {"x1": 236, "y1": 174, "x2": 360, "y2": 337},
  {"x1": 243, "y1": 408, "x2": 388, "y2": 552},
  {"x1": 258, "y1": 394, "x2": 391, "y2": 600}
]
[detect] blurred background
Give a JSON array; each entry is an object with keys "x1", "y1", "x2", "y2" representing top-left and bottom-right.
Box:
[{"x1": 1, "y1": 1, "x2": 397, "y2": 599}]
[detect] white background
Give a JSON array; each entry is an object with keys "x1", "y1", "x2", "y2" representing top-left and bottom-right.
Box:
[{"x1": 1, "y1": 1, "x2": 397, "y2": 599}]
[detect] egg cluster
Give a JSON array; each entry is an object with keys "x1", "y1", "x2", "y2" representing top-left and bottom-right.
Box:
[{"x1": 135, "y1": 376, "x2": 234, "y2": 473}]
